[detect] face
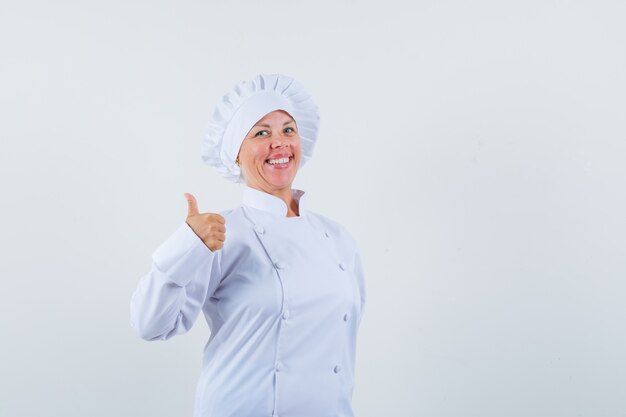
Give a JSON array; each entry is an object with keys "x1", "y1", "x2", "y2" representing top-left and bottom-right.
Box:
[{"x1": 237, "y1": 110, "x2": 302, "y2": 193}]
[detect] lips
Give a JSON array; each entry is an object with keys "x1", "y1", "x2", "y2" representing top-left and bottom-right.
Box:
[
  {"x1": 265, "y1": 151, "x2": 293, "y2": 169},
  {"x1": 265, "y1": 153, "x2": 293, "y2": 162},
  {"x1": 265, "y1": 156, "x2": 293, "y2": 169}
]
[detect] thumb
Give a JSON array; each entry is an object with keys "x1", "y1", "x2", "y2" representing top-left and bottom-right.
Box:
[{"x1": 184, "y1": 193, "x2": 199, "y2": 217}]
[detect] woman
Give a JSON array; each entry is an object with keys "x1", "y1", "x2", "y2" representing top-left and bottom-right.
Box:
[{"x1": 130, "y1": 74, "x2": 366, "y2": 417}]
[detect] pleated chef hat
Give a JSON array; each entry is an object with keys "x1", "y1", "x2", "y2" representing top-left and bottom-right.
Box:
[{"x1": 201, "y1": 74, "x2": 320, "y2": 183}]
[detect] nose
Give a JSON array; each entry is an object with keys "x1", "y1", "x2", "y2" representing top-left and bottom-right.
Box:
[{"x1": 270, "y1": 131, "x2": 289, "y2": 148}]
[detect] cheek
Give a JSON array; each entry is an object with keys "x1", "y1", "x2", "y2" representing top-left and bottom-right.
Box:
[
  {"x1": 292, "y1": 136, "x2": 302, "y2": 154},
  {"x1": 244, "y1": 143, "x2": 267, "y2": 163}
]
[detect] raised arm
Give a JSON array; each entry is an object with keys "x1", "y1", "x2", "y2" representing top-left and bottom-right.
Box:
[{"x1": 129, "y1": 193, "x2": 226, "y2": 341}]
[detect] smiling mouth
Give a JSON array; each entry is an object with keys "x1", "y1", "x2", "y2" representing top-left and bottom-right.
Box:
[{"x1": 265, "y1": 156, "x2": 293, "y2": 169}]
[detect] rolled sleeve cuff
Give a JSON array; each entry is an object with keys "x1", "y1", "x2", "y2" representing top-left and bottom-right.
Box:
[{"x1": 151, "y1": 222, "x2": 215, "y2": 287}]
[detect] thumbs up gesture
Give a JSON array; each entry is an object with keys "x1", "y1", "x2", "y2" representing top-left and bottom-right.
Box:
[{"x1": 184, "y1": 193, "x2": 226, "y2": 252}]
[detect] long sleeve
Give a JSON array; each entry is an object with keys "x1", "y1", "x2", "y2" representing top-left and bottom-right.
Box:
[
  {"x1": 130, "y1": 222, "x2": 222, "y2": 341},
  {"x1": 353, "y1": 249, "x2": 367, "y2": 325}
]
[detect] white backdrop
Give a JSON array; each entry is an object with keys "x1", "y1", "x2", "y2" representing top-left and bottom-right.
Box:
[{"x1": 1, "y1": 1, "x2": 625, "y2": 416}]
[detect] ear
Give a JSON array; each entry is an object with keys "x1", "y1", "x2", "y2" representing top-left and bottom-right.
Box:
[{"x1": 235, "y1": 153, "x2": 246, "y2": 180}]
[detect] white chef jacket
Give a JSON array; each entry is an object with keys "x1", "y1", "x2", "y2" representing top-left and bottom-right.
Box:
[{"x1": 130, "y1": 186, "x2": 366, "y2": 417}]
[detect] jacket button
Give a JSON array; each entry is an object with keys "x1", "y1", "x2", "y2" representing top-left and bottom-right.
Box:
[
  {"x1": 275, "y1": 362, "x2": 283, "y2": 372},
  {"x1": 338, "y1": 262, "x2": 346, "y2": 271},
  {"x1": 282, "y1": 310, "x2": 290, "y2": 320},
  {"x1": 324, "y1": 231, "x2": 330, "y2": 238},
  {"x1": 343, "y1": 313, "x2": 350, "y2": 322},
  {"x1": 254, "y1": 225, "x2": 265, "y2": 235},
  {"x1": 334, "y1": 365, "x2": 342, "y2": 373},
  {"x1": 274, "y1": 261, "x2": 285, "y2": 270}
]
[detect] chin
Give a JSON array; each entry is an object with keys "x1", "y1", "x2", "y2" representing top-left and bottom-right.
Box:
[
  {"x1": 267, "y1": 178, "x2": 294, "y2": 190},
  {"x1": 262, "y1": 169, "x2": 297, "y2": 189}
]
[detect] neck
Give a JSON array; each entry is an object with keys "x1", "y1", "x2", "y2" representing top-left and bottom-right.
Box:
[
  {"x1": 274, "y1": 188, "x2": 299, "y2": 217},
  {"x1": 286, "y1": 197, "x2": 300, "y2": 217}
]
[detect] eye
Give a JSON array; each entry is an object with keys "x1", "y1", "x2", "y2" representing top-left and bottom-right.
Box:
[
  {"x1": 284, "y1": 126, "x2": 295, "y2": 134},
  {"x1": 254, "y1": 130, "x2": 269, "y2": 137}
]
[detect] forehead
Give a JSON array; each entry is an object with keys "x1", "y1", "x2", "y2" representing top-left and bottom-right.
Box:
[{"x1": 254, "y1": 109, "x2": 295, "y2": 125}]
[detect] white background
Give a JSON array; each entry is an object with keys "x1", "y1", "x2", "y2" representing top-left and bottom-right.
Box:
[{"x1": 1, "y1": 1, "x2": 625, "y2": 416}]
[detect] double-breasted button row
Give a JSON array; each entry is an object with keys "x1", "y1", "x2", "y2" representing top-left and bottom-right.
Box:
[
  {"x1": 322, "y1": 228, "x2": 346, "y2": 271},
  {"x1": 253, "y1": 224, "x2": 285, "y2": 269}
]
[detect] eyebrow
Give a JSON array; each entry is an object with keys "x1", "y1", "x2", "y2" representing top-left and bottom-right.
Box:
[{"x1": 254, "y1": 120, "x2": 296, "y2": 128}]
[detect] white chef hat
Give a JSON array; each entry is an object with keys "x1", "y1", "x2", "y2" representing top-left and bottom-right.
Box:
[{"x1": 201, "y1": 73, "x2": 320, "y2": 183}]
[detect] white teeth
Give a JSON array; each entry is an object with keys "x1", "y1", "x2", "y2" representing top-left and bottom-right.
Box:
[{"x1": 267, "y1": 157, "x2": 290, "y2": 165}]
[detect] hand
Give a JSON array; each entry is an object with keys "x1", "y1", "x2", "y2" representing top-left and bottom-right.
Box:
[{"x1": 184, "y1": 193, "x2": 225, "y2": 252}]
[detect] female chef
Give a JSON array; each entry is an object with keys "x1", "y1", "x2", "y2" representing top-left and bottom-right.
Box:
[{"x1": 130, "y1": 73, "x2": 366, "y2": 417}]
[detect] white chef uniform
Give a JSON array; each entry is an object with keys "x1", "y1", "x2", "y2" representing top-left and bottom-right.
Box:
[{"x1": 130, "y1": 185, "x2": 366, "y2": 417}]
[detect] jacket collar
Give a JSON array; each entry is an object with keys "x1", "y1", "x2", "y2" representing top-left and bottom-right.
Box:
[{"x1": 242, "y1": 186, "x2": 307, "y2": 217}]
